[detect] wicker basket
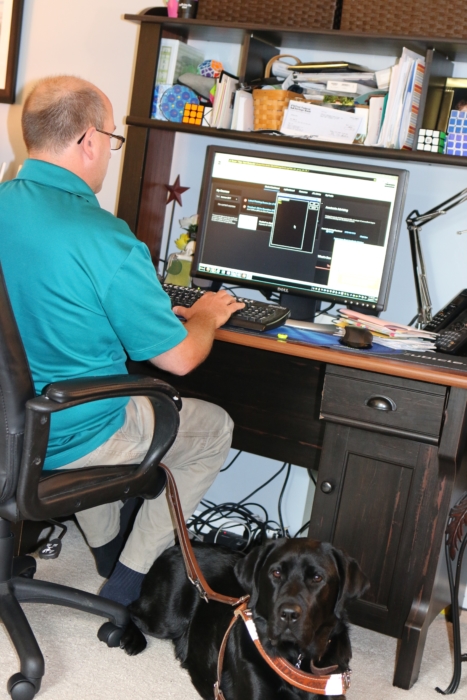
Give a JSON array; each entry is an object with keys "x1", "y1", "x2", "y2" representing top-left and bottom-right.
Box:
[
  {"x1": 253, "y1": 55, "x2": 304, "y2": 131},
  {"x1": 197, "y1": 0, "x2": 341, "y2": 29},
  {"x1": 341, "y1": 0, "x2": 467, "y2": 38}
]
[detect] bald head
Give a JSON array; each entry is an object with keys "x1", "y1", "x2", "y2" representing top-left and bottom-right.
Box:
[{"x1": 22, "y1": 76, "x2": 108, "y2": 155}]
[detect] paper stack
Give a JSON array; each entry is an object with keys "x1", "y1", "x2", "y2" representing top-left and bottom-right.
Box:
[
  {"x1": 376, "y1": 47, "x2": 426, "y2": 150},
  {"x1": 334, "y1": 308, "x2": 438, "y2": 351}
]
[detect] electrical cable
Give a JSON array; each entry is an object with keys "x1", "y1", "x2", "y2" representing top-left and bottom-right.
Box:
[
  {"x1": 294, "y1": 520, "x2": 310, "y2": 537},
  {"x1": 318, "y1": 302, "x2": 335, "y2": 315},
  {"x1": 220, "y1": 449, "x2": 242, "y2": 472},
  {"x1": 238, "y1": 461, "x2": 288, "y2": 504},
  {"x1": 277, "y1": 463, "x2": 292, "y2": 537}
]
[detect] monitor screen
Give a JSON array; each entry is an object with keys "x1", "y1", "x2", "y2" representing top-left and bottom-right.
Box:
[{"x1": 192, "y1": 146, "x2": 409, "y2": 315}]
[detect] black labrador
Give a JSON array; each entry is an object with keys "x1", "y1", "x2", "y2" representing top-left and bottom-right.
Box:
[{"x1": 129, "y1": 538, "x2": 369, "y2": 700}]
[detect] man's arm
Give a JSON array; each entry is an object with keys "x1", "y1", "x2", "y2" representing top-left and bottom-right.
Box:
[{"x1": 150, "y1": 290, "x2": 244, "y2": 375}]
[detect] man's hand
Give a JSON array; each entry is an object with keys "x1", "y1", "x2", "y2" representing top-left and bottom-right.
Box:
[
  {"x1": 173, "y1": 290, "x2": 245, "y2": 328},
  {"x1": 151, "y1": 291, "x2": 245, "y2": 376}
]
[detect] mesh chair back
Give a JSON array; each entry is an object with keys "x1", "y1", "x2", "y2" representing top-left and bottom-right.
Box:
[{"x1": 0, "y1": 263, "x2": 36, "y2": 504}]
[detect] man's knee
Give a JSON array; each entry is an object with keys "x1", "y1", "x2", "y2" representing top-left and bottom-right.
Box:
[{"x1": 179, "y1": 398, "x2": 233, "y2": 437}]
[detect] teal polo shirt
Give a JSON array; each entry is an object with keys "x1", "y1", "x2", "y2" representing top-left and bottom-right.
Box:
[{"x1": 0, "y1": 159, "x2": 187, "y2": 469}]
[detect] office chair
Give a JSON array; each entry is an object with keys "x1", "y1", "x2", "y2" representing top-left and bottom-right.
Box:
[{"x1": 0, "y1": 264, "x2": 181, "y2": 700}]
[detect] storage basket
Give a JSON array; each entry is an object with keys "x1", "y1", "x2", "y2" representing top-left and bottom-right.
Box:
[
  {"x1": 197, "y1": 0, "x2": 341, "y2": 29},
  {"x1": 252, "y1": 55, "x2": 304, "y2": 131},
  {"x1": 341, "y1": 0, "x2": 467, "y2": 38}
]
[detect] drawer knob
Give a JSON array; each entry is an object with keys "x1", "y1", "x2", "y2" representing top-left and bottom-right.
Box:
[
  {"x1": 366, "y1": 395, "x2": 396, "y2": 412},
  {"x1": 321, "y1": 481, "x2": 334, "y2": 494}
]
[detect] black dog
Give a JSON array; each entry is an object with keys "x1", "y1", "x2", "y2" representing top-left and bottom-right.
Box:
[{"x1": 130, "y1": 538, "x2": 369, "y2": 700}]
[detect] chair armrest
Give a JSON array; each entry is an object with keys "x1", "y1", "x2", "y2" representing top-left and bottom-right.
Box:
[
  {"x1": 16, "y1": 375, "x2": 181, "y2": 521},
  {"x1": 42, "y1": 374, "x2": 182, "y2": 411}
]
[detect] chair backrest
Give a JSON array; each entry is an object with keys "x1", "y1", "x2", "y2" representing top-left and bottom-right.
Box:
[{"x1": 0, "y1": 263, "x2": 36, "y2": 504}]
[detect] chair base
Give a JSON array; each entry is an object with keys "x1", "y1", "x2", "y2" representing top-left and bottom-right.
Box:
[{"x1": 0, "y1": 526, "x2": 143, "y2": 700}]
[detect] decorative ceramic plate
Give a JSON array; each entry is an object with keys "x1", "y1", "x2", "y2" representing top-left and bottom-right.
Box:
[{"x1": 160, "y1": 85, "x2": 199, "y2": 123}]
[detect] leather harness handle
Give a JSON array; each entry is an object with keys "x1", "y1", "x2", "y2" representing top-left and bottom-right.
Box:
[{"x1": 160, "y1": 464, "x2": 249, "y2": 606}]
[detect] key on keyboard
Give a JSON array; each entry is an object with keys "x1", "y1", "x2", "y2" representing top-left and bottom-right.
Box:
[{"x1": 162, "y1": 284, "x2": 290, "y2": 332}]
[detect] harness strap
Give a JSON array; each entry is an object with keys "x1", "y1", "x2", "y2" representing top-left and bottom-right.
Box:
[
  {"x1": 215, "y1": 604, "x2": 351, "y2": 698},
  {"x1": 161, "y1": 464, "x2": 249, "y2": 607}
]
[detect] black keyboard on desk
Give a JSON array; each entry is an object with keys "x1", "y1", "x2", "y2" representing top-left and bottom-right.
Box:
[{"x1": 162, "y1": 284, "x2": 290, "y2": 332}]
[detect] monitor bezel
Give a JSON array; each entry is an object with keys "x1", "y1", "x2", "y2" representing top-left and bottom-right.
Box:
[{"x1": 192, "y1": 145, "x2": 409, "y2": 312}]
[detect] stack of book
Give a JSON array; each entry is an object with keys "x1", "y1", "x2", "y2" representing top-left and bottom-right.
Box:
[
  {"x1": 211, "y1": 71, "x2": 239, "y2": 128},
  {"x1": 334, "y1": 308, "x2": 437, "y2": 351}
]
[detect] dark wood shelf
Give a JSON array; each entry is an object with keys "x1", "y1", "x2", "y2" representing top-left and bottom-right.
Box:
[
  {"x1": 124, "y1": 13, "x2": 467, "y2": 61},
  {"x1": 125, "y1": 115, "x2": 467, "y2": 168}
]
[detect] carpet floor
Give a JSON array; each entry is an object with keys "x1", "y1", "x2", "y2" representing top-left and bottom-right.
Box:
[{"x1": 0, "y1": 520, "x2": 466, "y2": 700}]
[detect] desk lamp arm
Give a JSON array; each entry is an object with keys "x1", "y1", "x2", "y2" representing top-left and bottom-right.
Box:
[{"x1": 406, "y1": 188, "x2": 467, "y2": 328}]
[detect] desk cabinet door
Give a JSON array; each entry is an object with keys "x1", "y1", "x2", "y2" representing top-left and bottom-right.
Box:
[{"x1": 308, "y1": 423, "x2": 443, "y2": 638}]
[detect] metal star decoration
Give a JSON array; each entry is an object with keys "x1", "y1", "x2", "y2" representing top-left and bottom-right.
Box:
[{"x1": 165, "y1": 175, "x2": 189, "y2": 206}]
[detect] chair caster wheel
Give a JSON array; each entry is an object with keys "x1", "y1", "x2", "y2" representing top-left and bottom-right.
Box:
[
  {"x1": 7, "y1": 673, "x2": 40, "y2": 700},
  {"x1": 98, "y1": 621, "x2": 124, "y2": 647}
]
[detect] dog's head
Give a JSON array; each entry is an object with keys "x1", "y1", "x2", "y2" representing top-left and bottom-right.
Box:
[{"x1": 234, "y1": 538, "x2": 368, "y2": 663}]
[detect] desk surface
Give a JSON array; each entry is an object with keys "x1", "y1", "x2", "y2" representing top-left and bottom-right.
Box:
[{"x1": 215, "y1": 328, "x2": 467, "y2": 389}]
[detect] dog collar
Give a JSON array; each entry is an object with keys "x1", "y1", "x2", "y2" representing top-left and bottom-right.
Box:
[{"x1": 214, "y1": 603, "x2": 351, "y2": 699}]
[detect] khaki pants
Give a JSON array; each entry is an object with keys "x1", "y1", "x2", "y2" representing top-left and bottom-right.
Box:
[{"x1": 59, "y1": 396, "x2": 233, "y2": 574}]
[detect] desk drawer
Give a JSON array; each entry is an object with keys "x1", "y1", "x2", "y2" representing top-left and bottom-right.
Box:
[{"x1": 321, "y1": 367, "x2": 447, "y2": 442}]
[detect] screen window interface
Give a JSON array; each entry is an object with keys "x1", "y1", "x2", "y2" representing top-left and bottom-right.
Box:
[{"x1": 196, "y1": 152, "x2": 401, "y2": 307}]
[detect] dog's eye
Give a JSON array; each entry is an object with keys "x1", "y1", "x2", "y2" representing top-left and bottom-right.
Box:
[
  {"x1": 312, "y1": 574, "x2": 323, "y2": 583},
  {"x1": 272, "y1": 569, "x2": 281, "y2": 579}
]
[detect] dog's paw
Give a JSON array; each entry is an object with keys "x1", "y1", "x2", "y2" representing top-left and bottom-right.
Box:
[{"x1": 119, "y1": 619, "x2": 147, "y2": 656}]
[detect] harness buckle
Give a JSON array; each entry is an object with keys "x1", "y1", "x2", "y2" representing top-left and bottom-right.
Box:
[
  {"x1": 188, "y1": 575, "x2": 209, "y2": 602},
  {"x1": 343, "y1": 669, "x2": 352, "y2": 691}
]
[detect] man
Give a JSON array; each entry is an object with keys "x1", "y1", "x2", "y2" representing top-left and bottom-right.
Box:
[{"x1": 0, "y1": 75, "x2": 244, "y2": 605}]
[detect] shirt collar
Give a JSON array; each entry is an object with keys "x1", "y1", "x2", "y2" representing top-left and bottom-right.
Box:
[{"x1": 17, "y1": 159, "x2": 99, "y2": 207}]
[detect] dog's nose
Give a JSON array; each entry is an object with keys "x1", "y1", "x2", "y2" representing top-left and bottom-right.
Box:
[{"x1": 279, "y1": 603, "x2": 302, "y2": 624}]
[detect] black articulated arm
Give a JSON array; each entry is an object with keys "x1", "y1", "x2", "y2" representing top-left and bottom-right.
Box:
[{"x1": 16, "y1": 374, "x2": 181, "y2": 521}]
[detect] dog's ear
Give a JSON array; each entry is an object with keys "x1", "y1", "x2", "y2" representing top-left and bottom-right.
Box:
[
  {"x1": 330, "y1": 546, "x2": 370, "y2": 619},
  {"x1": 234, "y1": 541, "x2": 277, "y2": 606}
]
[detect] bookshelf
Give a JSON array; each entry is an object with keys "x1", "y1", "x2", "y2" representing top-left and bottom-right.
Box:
[{"x1": 119, "y1": 11, "x2": 467, "y2": 263}]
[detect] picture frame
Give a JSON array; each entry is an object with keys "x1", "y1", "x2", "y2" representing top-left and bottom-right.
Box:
[{"x1": 0, "y1": 0, "x2": 24, "y2": 103}]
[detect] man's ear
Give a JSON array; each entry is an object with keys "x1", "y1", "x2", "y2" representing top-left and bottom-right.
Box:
[
  {"x1": 234, "y1": 541, "x2": 277, "y2": 606},
  {"x1": 330, "y1": 546, "x2": 370, "y2": 619},
  {"x1": 80, "y1": 127, "x2": 97, "y2": 160}
]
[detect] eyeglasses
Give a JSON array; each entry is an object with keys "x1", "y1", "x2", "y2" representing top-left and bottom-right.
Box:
[{"x1": 77, "y1": 128, "x2": 126, "y2": 151}]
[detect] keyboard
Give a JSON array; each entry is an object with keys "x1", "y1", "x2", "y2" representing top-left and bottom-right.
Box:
[{"x1": 162, "y1": 284, "x2": 290, "y2": 332}]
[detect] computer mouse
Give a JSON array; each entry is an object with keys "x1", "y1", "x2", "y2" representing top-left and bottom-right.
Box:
[{"x1": 339, "y1": 326, "x2": 373, "y2": 349}]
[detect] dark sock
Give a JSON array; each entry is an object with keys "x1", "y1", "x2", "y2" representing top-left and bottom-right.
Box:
[
  {"x1": 91, "y1": 534, "x2": 124, "y2": 578},
  {"x1": 99, "y1": 561, "x2": 145, "y2": 606},
  {"x1": 90, "y1": 497, "x2": 143, "y2": 578}
]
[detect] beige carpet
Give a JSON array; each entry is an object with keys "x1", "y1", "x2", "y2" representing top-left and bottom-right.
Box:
[{"x1": 0, "y1": 521, "x2": 466, "y2": 700}]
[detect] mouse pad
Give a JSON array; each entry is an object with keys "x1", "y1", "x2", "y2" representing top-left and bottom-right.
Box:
[{"x1": 263, "y1": 325, "x2": 402, "y2": 354}]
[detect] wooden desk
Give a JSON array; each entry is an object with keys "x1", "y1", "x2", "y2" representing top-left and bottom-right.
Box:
[{"x1": 129, "y1": 329, "x2": 467, "y2": 690}]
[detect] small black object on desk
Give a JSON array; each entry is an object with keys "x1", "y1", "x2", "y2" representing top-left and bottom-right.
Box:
[{"x1": 339, "y1": 326, "x2": 373, "y2": 349}]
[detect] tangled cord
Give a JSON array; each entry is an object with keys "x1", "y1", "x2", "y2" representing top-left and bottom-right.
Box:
[{"x1": 186, "y1": 460, "x2": 312, "y2": 550}]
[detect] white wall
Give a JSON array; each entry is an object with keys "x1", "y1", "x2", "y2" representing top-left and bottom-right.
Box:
[
  {"x1": 1, "y1": 1, "x2": 466, "y2": 599},
  {"x1": 0, "y1": 0, "x2": 160, "y2": 211}
]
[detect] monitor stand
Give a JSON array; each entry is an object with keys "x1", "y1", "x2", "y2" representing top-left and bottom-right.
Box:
[{"x1": 280, "y1": 294, "x2": 320, "y2": 322}]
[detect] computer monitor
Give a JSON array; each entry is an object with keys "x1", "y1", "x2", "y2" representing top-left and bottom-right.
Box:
[{"x1": 191, "y1": 146, "x2": 409, "y2": 319}]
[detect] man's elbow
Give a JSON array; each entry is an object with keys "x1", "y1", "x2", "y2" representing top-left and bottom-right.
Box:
[{"x1": 149, "y1": 355, "x2": 197, "y2": 376}]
